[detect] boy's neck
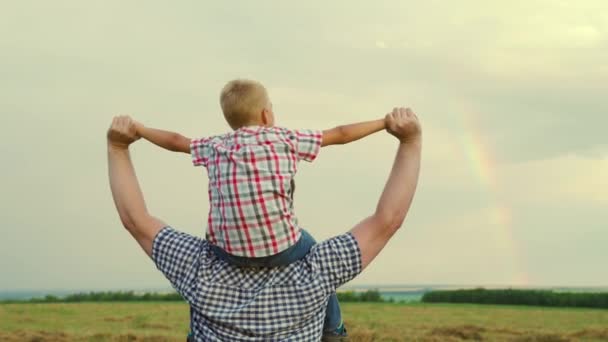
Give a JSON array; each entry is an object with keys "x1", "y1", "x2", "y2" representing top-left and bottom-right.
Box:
[{"x1": 235, "y1": 123, "x2": 272, "y2": 130}]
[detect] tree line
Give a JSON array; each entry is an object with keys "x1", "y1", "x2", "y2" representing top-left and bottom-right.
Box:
[
  {"x1": 422, "y1": 288, "x2": 608, "y2": 309},
  {"x1": 1, "y1": 289, "x2": 388, "y2": 303}
]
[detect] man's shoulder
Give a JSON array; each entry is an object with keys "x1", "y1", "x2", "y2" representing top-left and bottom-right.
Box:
[
  {"x1": 306, "y1": 234, "x2": 360, "y2": 269},
  {"x1": 308, "y1": 233, "x2": 360, "y2": 259},
  {"x1": 153, "y1": 227, "x2": 210, "y2": 257},
  {"x1": 297, "y1": 233, "x2": 362, "y2": 289}
]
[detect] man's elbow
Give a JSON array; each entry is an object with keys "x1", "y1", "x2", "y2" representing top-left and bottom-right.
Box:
[
  {"x1": 373, "y1": 210, "x2": 406, "y2": 233},
  {"x1": 118, "y1": 213, "x2": 137, "y2": 232},
  {"x1": 118, "y1": 210, "x2": 148, "y2": 234}
]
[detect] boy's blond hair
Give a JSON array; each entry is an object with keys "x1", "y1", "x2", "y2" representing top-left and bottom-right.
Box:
[{"x1": 220, "y1": 79, "x2": 269, "y2": 129}]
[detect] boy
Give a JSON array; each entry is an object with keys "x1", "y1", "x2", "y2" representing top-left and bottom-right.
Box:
[{"x1": 134, "y1": 79, "x2": 385, "y2": 339}]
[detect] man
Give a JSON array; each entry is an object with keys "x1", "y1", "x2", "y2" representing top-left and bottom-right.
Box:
[{"x1": 107, "y1": 107, "x2": 422, "y2": 341}]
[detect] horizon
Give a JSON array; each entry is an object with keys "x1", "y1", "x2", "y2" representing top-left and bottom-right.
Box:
[
  {"x1": 4, "y1": 283, "x2": 608, "y2": 294},
  {"x1": 3, "y1": 284, "x2": 608, "y2": 301}
]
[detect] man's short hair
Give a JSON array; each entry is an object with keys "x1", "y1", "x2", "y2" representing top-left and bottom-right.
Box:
[{"x1": 220, "y1": 79, "x2": 269, "y2": 129}]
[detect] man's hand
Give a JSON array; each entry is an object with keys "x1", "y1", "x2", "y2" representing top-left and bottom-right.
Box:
[
  {"x1": 385, "y1": 107, "x2": 421, "y2": 143},
  {"x1": 107, "y1": 115, "x2": 140, "y2": 148}
]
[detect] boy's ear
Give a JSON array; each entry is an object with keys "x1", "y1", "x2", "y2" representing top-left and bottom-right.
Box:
[{"x1": 261, "y1": 109, "x2": 271, "y2": 126}]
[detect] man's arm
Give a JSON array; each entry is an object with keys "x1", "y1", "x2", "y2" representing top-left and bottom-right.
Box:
[
  {"x1": 108, "y1": 116, "x2": 166, "y2": 257},
  {"x1": 350, "y1": 108, "x2": 421, "y2": 269},
  {"x1": 135, "y1": 122, "x2": 191, "y2": 154},
  {"x1": 321, "y1": 118, "x2": 385, "y2": 147}
]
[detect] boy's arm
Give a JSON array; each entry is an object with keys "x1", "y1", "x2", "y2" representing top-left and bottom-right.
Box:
[
  {"x1": 321, "y1": 118, "x2": 386, "y2": 147},
  {"x1": 134, "y1": 122, "x2": 191, "y2": 154}
]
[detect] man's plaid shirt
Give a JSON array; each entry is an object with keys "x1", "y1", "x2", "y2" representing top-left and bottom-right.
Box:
[
  {"x1": 153, "y1": 227, "x2": 362, "y2": 341},
  {"x1": 190, "y1": 126, "x2": 322, "y2": 257}
]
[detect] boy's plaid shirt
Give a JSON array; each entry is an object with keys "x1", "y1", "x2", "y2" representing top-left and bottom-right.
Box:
[{"x1": 190, "y1": 126, "x2": 322, "y2": 257}]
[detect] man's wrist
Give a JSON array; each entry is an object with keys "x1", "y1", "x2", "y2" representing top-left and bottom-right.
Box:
[
  {"x1": 107, "y1": 140, "x2": 130, "y2": 151},
  {"x1": 398, "y1": 134, "x2": 422, "y2": 146}
]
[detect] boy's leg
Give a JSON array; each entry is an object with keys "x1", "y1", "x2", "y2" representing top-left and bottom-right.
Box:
[
  {"x1": 209, "y1": 228, "x2": 317, "y2": 267},
  {"x1": 266, "y1": 228, "x2": 316, "y2": 265},
  {"x1": 287, "y1": 231, "x2": 346, "y2": 338},
  {"x1": 323, "y1": 294, "x2": 344, "y2": 333}
]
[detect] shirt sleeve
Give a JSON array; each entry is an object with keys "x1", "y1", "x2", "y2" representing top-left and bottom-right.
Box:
[
  {"x1": 152, "y1": 227, "x2": 208, "y2": 305},
  {"x1": 190, "y1": 137, "x2": 212, "y2": 167},
  {"x1": 292, "y1": 129, "x2": 322, "y2": 162},
  {"x1": 306, "y1": 233, "x2": 362, "y2": 292}
]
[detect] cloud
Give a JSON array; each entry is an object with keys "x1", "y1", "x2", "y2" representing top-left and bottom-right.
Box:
[
  {"x1": 1, "y1": 0, "x2": 607, "y2": 289},
  {"x1": 375, "y1": 40, "x2": 387, "y2": 49},
  {"x1": 501, "y1": 153, "x2": 608, "y2": 205}
]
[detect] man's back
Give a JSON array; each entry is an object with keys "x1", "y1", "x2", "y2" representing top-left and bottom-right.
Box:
[
  {"x1": 190, "y1": 126, "x2": 322, "y2": 258},
  {"x1": 153, "y1": 227, "x2": 361, "y2": 341}
]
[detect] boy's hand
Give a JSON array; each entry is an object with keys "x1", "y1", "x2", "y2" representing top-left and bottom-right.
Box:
[
  {"x1": 132, "y1": 120, "x2": 144, "y2": 138},
  {"x1": 385, "y1": 107, "x2": 421, "y2": 143},
  {"x1": 107, "y1": 115, "x2": 140, "y2": 149}
]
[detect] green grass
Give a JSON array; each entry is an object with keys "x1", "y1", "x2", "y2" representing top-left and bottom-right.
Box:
[
  {"x1": 345, "y1": 302, "x2": 608, "y2": 341},
  {"x1": 0, "y1": 302, "x2": 188, "y2": 341},
  {"x1": 1, "y1": 302, "x2": 607, "y2": 341}
]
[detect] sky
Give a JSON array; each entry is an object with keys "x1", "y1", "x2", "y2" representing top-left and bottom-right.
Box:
[{"x1": 1, "y1": 1, "x2": 606, "y2": 291}]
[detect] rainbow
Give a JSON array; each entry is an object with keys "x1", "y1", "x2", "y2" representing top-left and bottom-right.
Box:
[{"x1": 459, "y1": 105, "x2": 530, "y2": 286}]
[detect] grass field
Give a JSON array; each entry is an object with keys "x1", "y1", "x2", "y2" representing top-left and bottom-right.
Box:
[{"x1": 1, "y1": 302, "x2": 608, "y2": 341}]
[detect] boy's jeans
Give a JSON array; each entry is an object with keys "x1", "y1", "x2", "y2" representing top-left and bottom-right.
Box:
[{"x1": 209, "y1": 229, "x2": 343, "y2": 332}]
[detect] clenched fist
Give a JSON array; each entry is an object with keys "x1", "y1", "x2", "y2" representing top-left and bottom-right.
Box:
[
  {"x1": 385, "y1": 107, "x2": 421, "y2": 143},
  {"x1": 107, "y1": 115, "x2": 140, "y2": 148}
]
